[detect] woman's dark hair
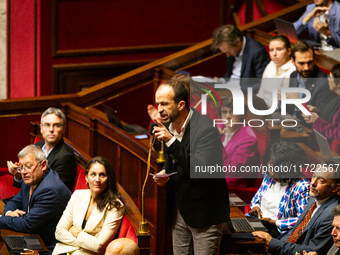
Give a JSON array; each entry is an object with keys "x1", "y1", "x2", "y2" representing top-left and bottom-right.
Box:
[
  {"x1": 331, "y1": 63, "x2": 340, "y2": 85},
  {"x1": 85, "y1": 156, "x2": 122, "y2": 211},
  {"x1": 263, "y1": 140, "x2": 309, "y2": 183},
  {"x1": 269, "y1": 35, "x2": 291, "y2": 50}
]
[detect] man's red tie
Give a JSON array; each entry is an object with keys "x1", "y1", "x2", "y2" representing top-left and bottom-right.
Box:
[
  {"x1": 28, "y1": 186, "x2": 35, "y2": 213},
  {"x1": 287, "y1": 202, "x2": 317, "y2": 243}
]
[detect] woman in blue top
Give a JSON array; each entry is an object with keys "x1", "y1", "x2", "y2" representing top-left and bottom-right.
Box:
[{"x1": 249, "y1": 140, "x2": 310, "y2": 237}]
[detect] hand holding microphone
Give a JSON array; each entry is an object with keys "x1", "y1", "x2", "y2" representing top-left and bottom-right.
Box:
[{"x1": 152, "y1": 119, "x2": 173, "y2": 143}]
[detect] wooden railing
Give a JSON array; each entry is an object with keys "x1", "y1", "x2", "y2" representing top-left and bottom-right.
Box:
[
  {"x1": 0, "y1": 38, "x2": 218, "y2": 117},
  {"x1": 232, "y1": 0, "x2": 314, "y2": 32}
]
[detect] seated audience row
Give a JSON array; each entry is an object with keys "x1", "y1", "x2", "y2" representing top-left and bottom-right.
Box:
[
  {"x1": 211, "y1": 24, "x2": 332, "y2": 125},
  {"x1": 1, "y1": 144, "x2": 138, "y2": 255}
]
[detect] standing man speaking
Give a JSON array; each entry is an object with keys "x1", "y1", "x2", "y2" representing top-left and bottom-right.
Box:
[{"x1": 153, "y1": 80, "x2": 230, "y2": 255}]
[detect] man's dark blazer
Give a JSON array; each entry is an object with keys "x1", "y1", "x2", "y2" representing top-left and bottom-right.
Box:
[
  {"x1": 287, "y1": 65, "x2": 331, "y2": 120},
  {"x1": 1, "y1": 169, "x2": 72, "y2": 252},
  {"x1": 164, "y1": 108, "x2": 230, "y2": 229},
  {"x1": 35, "y1": 139, "x2": 77, "y2": 191},
  {"x1": 223, "y1": 36, "x2": 270, "y2": 94},
  {"x1": 268, "y1": 195, "x2": 340, "y2": 255}
]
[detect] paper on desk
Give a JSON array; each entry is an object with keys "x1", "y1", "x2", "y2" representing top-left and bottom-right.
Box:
[
  {"x1": 150, "y1": 172, "x2": 177, "y2": 178},
  {"x1": 192, "y1": 76, "x2": 216, "y2": 83}
]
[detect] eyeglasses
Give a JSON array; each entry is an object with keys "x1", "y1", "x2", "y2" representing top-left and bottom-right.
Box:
[
  {"x1": 17, "y1": 161, "x2": 43, "y2": 173},
  {"x1": 41, "y1": 123, "x2": 63, "y2": 130}
]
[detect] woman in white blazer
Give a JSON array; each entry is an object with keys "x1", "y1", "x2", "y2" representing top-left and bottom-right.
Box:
[{"x1": 53, "y1": 156, "x2": 124, "y2": 255}]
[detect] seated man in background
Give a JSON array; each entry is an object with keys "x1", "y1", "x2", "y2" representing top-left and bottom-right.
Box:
[
  {"x1": 284, "y1": 41, "x2": 331, "y2": 121},
  {"x1": 294, "y1": 0, "x2": 340, "y2": 50},
  {"x1": 211, "y1": 24, "x2": 270, "y2": 94},
  {"x1": 249, "y1": 140, "x2": 310, "y2": 237},
  {"x1": 7, "y1": 107, "x2": 77, "y2": 191},
  {"x1": 0, "y1": 145, "x2": 72, "y2": 254},
  {"x1": 253, "y1": 162, "x2": 340, "y2": 255}
]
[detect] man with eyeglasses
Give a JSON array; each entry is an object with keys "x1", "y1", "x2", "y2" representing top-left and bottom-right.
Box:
[
  {"x1": 0, "y1": 145, "x2": 72, "y2": 254},
  {"x1": 253, "y1": 162, "x2": 340, "y2": 255},
  {"x1": 7, "y1": 107, "x2": 77, "y2": 191}
]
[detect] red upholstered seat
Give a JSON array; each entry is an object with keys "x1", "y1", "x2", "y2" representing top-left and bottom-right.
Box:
[
  {"x1": 332, "y1": 140, "x2": 340, "y2": 155},
  {"x1": 237, "y1": 0, "x2": 288, "y2": 26},
  {"x1": 72, "y1": 165, "x2": 88, "y2": 191},
  {"x1": 117, "y1": 215, "x2": 138, "y2": 243},
  {"x1": 228, "y1": 129, "x2": 266, "y2": 204},
  {"x1": 0, "y1": 168, "x2": 20, "y2": 200},
  {"x1": 73, "y1": 165, "x2": 138, "y2": 243},
  {"x1": 33, "y1": 136, "x2": 42, "y2": 144}
]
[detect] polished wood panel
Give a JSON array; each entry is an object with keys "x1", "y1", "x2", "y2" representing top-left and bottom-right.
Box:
[
  {"x1": 2, "y1": 26, "x2": 339, "y2": 117},
  {"x1": 0, "y1": 242, "x2": 9, "y2": 255},
  {"x1": 52, "y1": 60, "x2": 153, "y2": 94},
  {"x1": 297, "y1": 143, "x2": 324, "y2": 164},
  {"x1": 0, "y1": 200, "x2": 4, "y2": 215}
]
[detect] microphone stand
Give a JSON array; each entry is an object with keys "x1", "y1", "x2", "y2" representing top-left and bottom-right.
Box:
[{"x1": 138, "y1": 134, "x2": 154, "y2": 234}]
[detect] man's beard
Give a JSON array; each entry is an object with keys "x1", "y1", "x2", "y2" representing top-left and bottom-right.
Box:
[
  {"x1": 298, "y1": 69, "x2": 312, "y2": 78},
  {"x1": 168, "y1": 107, "x2": 180, "y2": 123}
]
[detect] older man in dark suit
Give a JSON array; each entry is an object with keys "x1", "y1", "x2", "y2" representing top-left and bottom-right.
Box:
[
  {"x1": 212, "y1": 24, "x2": 270, "y2": 94},
  {"x1": 0, "y1": 145, "x2": 72, "y2": 254},
  {"x1": 152, "y1": 80, "x2": 230, "y2": 255},
  {"x1": 253, "y1": 163, "x2": 340, "y2": 255},
  {"x1": 7, "y1": 107, "x2": 77, "y2": 191}
]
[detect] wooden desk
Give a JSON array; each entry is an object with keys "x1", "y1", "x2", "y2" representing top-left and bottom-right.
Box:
[
  {"x1": 0, "y1": 200, "x2": 4, "y2": 215},
  {"x1": 220, "y1": 207, "x2": 266, "y2": 255},
  {"x1": 0, "y1": 229, "x2": 47, "y2": 254},
  {"x1": 245, "y1": 112, "x2": 312, "y2": 144},
  {"x1": 0, "y1": 200, "x2": 48, "y2": 254},
  {"x1": 0, "y1": 242, "x2": 9, "y2": 255},
  {"x1": 280, "y1": 126, "x2": 312, "y2": 143}
]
